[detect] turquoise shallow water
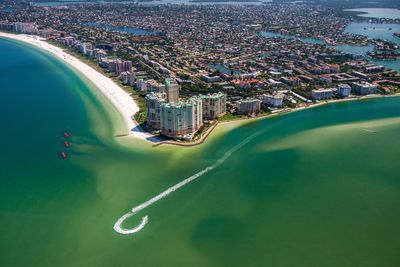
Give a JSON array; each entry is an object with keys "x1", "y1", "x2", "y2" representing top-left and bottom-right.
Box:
[{"x1": 1, "y1": 37, "x2": 400, "y2": 267}]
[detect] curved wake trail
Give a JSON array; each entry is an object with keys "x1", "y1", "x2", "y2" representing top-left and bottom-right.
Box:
[
  {"x1": 360, "y1": 128, "x2": 377, "y2": 133},
  {"x1": 114, "y1": 130, "x2": 263, "y2": 235}
]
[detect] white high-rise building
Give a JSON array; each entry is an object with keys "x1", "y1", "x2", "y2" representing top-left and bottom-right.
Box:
[
  {"x1": 236, "y1": 98, "x2": 261, "y2": 114},
  {"x1": 79, "y1": 42, "x2": 93, "y2": 55},
  {"x1": 136, "y1": 79, "x2": 146, "y2": 91},
  {"x1": 263, "y1": 93, "x2": 284, "y2": 107},
  {"x1": 145, "y1": 92, "x2": 166, "y2": 130},
  {"x1": 311, "y1": 88, "x2": 334, "y2": 100},
  {"x1": 120, "y1": 71, "x2": 136, "y2": 85},
  {"x1": 160, "y1": 97, "x2": 203, "y2": 139},
  {"x1": 337, "y1": 84, "x2": 351, "y2": 97},
  {"x1": 352, "y1": 82, "x2": 378, "y2": 95},
  {"x1": 202, "y1": 92, "x2": 226, "y2": 119},
  {"x1": 14, "y1": 22, "x2": 37, "y2": 34},
  {"x1": 164, "y1": 79, "x2": 179, "y2": 103},
  {"x1": 109, "y1": 59, "x2": 132, "y2": 76}
]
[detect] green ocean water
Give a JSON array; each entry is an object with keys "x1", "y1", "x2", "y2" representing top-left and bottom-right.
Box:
[{"x1": 1, "y1": 37, "x2": 400, "y2": 267}]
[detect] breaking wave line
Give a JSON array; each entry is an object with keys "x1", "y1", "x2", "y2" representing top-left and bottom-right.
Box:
[{"x1": 113, "y1": 130, "x2": 264, "y2": 235}]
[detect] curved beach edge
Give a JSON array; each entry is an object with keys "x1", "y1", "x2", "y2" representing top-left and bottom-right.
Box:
[{"x1": 0, "y1": 32, "x2": 158, "y2": 143}]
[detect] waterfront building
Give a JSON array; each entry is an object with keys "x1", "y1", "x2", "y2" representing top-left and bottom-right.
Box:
[
  {"x1": 263, "y1": 93, "x2": 284, "y2": 107},
  {"x1": 119, "y1": 71, "x2": 135, "y2": 86},
  {"x1": 146, "y1": 92, "x2": 166, "y2": 130},
  {"x1": 99, "y1": 58, "x2": 111, "y2": 69},
  {"x1": 92, "y1": 49, "x2": 107, "y2": 61},
  {"x1": 60, "y1": 36, "x2": 75, "y2": 46},
  {"x1": 160, "y1": 97, "x2": 203, "y2": 139},
  {"x1": 337, "y1": 84, "x2": 351, "y2": 97},
  {"x1": 202, "y1": 92, "x2": 226, "y2": 119},
  {"x1": 236, "y1": 98, "x2": 261, "y2": 114},
  {"x1": 122, "y1": 60, "x2": 133, "y2": 75},
  {"x1": 164, "y1": 79, "x2": 179, "y2": 103},
  {"x1": 14, "y1": 22, "x2": 37, "y2": 34},
  {"x1": 146, "y1": 80, "x2": 165, "y2": 93},
  {"x1": 109, "y1": 59, "x2": 132, "y2": 76},
  {"x1": 136, "y1": 79, "x2": 146, "y2": 91},
  {"x1": 0, "y1": 22, "x2": 15, "y2": 31},
  {"x1": 352, "y1": 82, "x2": 378, "y2": 95},
  {"x1": 78, "y1": 42, "x2": 93, "y2": 55},
  {"x1": 311, "y1": 88, "x2": 334, "y2": 100}
]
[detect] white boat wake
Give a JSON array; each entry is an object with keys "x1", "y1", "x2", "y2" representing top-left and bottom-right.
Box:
[
  {"x1": 113, "y1": 130, "x2": 263, "y2": 235},
  {"x1": 360, "y1": 128, "x2": 377, "y2": 133}
]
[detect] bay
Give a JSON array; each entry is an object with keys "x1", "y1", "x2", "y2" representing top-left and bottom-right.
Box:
[{"x1": 344, "y1": 8, "x2": 400, "y2": 19}]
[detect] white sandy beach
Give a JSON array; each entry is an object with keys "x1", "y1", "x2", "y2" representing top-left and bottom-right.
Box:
[
  {"x1": 0, "y1": 32, "x2": 155, "y2": 142},
  {"x1": 2, "y1": 32, "x2": 399, "y2": 147}
]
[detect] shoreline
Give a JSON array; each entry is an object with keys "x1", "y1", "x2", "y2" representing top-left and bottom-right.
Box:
[
  {"x1": 154, "y1": 121, "x2": 219, "y2": 147},
  {"x1": 227, "y1": 93, "x2": 400, "y2": 122},
  {"x1": 151, "y1": 93, "x2": 400, "y2": 148},
  {"x1": 0, "y1": 32, "x2": 157, "y2": 142},
  {"x1": 1, "y1": 32, "x2": 399, "y2": 148}
]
